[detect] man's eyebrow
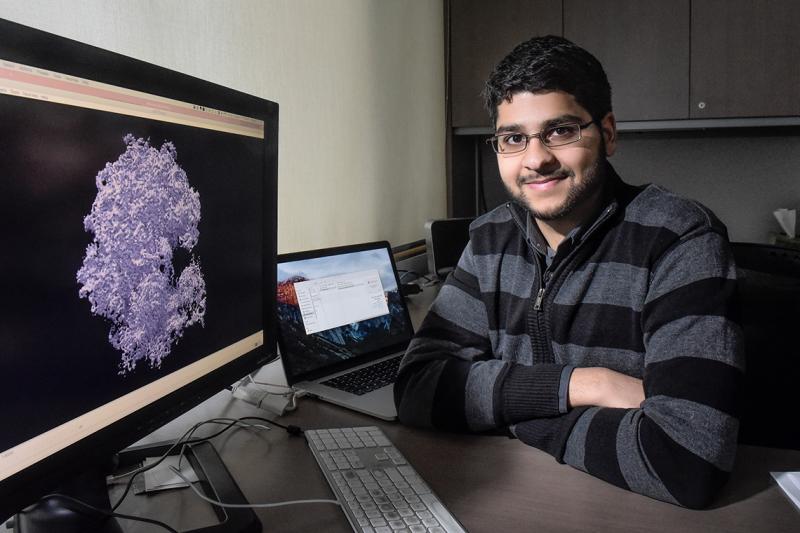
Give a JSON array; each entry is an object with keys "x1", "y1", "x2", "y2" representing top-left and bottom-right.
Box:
[
  {"x1": 494, "y1": 123, "x2": 524, "y2": 135},
  {"x1": 541, "y1": 114, "x2": 586, "y2": 128},
  {"x1": 494, "y1": 114, "x2": 588, "y2": 134}
]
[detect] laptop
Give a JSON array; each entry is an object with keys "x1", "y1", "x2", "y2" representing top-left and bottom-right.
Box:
[{"x1": 275, "y1": 241, "x2": 415, "y2": 420}]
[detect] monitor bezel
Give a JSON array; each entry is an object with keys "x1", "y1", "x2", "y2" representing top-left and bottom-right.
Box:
[{"x1": 0, "y1": 17, "x2": 279, "y2": 518}]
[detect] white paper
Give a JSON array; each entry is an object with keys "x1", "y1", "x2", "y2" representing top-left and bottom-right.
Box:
[
  {"x1": 771, "y1": 471, "x2": 800, "y2": 511},
  {"x1": 143, "y1": 456, "x2": 199, "y2": 492},
  {"x1": 773, "y1": 208, "x2": 797, "y2": 238}
]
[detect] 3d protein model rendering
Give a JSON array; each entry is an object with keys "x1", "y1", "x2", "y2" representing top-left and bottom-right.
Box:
[{"x1": 77, "y1": 135, "x2": 206, "y2": 375}]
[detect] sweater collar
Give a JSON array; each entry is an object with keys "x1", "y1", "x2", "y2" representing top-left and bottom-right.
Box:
[{"x1": 510, "y1": 162, "x2": 628, "y2": 257}]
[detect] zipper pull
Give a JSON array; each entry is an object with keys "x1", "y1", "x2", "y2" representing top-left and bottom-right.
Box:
[{"x1": 533, "y1": 287, "x2": 544, "y2": 311}]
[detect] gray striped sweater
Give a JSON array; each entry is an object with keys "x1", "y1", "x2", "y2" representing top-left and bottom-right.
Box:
[{"x1": 395, "y1": 171, "x2": 744, "y2": 509}]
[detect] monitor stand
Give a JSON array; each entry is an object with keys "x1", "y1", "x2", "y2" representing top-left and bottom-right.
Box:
[{"x1": 13, "y1": 441, "x2": 261, "y2": 533}]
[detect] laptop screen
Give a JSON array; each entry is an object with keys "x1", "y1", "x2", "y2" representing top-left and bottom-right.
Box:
[{"x1": 276, "y1": 242, "x2": 414, "y2": 384}]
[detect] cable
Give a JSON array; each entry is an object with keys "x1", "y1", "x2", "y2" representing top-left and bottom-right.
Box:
[
  {"x1": 29, "y1": 494, "x2": 178, "y2": 533},
  {"x1": 111, "y1": 417, "x2": 266, "y2": 511},
  {"x1": 111, "y1": 418, "x2": 237, "y2": 510},
  {"x1": 168, "y1": 466, "x2": 339, "y2": 509},
  {"x1": 232, "y1": 375, "x2": 300, "y2": 413},
  {"x1": 397, "y1": 269, "x2": 436, "y2": 284},
  {"x1": 28, "y1": 416, "x2": 307, "y2": 532},
  {"x1": 110, "y1": 416, "x2": 300, "y2": 511},
  {"x1": 106, "y1": 464, "x2": 145, "y2": 483},
  {"x1": 237, "y1": 416, "x2": 303, "y2": 436},
  {"x1": 246, "y1": 375, "x2": 294, "y2": 393}
]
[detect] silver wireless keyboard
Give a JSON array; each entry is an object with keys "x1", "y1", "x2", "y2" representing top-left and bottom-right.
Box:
[{"x1": 305, "y1": 426, "x2": 466, "y2": 533}]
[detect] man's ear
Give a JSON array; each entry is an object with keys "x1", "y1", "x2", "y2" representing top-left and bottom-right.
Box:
[{"x1": 600, "y1": 112, "x2": 617, "y2": 157}]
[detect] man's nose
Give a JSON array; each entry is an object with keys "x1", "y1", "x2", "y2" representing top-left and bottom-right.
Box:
[{"x1": 521, "y1": 138, "x2": 558, "y2": 174}]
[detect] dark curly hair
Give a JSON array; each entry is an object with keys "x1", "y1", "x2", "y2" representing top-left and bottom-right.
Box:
[{"x1": 483, "y1": 35, "x2": 612, "y2": 126}]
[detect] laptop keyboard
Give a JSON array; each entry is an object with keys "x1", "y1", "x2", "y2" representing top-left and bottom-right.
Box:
[
  {"x1": 321, "y1": 356, "x2": 402, "y2": 395},
  {"x1": 306, "y1": 426, "x2": 466, "y2": 533}
]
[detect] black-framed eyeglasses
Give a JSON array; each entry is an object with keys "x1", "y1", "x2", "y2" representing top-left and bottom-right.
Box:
[{"x1": 486, "y1": 120, "x2": 596, "y2": 155}]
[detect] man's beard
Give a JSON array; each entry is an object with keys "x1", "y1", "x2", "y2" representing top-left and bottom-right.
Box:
[{"x1": 506, "y1": 155, "x2": 607, "y2": 221}]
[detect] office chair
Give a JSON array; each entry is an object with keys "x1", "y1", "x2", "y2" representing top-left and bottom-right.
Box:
[
  {"x1": 424, "y1": 217, "x2": 474, "y2": 279},
  {"x1": 731, "y1": 242, "x2": 800, "y2": 450}
]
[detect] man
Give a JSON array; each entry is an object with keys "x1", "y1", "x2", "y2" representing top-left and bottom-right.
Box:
[{"x1": 395, "y1": 35, "x2": 743, "y2": 509}]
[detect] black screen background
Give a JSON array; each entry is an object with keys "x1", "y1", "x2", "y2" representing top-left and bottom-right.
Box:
[{"x1": 0, "y1": 94, "x2": 264, "y2": 453}]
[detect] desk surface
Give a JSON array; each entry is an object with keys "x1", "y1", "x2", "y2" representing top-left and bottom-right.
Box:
[{"x1": 113, "y1": 285, "x2": 800, "y2": 533}]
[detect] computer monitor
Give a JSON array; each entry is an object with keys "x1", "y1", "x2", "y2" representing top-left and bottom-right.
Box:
[{"x1": 0, "y1": 18, "x2": 278, "y2": 530}]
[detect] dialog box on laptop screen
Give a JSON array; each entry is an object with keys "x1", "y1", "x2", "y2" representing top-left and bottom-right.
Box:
[{"x1": 293, "y1": 270, "x2": 390, "y2": 335}]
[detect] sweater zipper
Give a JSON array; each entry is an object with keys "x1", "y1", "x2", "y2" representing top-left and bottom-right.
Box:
[
  {"x1": 533, "y1": 287, "x2": 545, "y2": 311},
  {"x1": 509, "y1": 201, "x2": 617, "y2": 364},
  {"x1": 531, "y1": 203, "x2": 617, "y2": 314},
  {"x1": 529, "y1": 257, "x2": 550, "y2": 364}
]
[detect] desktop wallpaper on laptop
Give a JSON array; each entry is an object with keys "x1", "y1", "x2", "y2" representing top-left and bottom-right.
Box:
[{"x1": 276, "y1": 249, "x2": 413, "y2": 378}]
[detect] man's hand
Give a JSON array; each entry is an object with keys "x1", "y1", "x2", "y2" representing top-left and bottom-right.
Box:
[{"x1": 568, "y1": 367, "x2": 644, "y2": 409}]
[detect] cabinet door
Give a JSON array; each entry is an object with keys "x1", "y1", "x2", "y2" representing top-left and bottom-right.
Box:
[
  {"x1": 450, "y1": 0, "x2": 562, "y2": 128},
  {"x1": 564, "y1": 0, "x2": 690, "y2": 121},
  {"x1": 691, "y1": 0, "x2": 800, "y2": 118}
]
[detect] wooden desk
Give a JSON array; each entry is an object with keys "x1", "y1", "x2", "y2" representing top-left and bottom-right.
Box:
[
  {"x1": 113, "y1": 285, "x2": 800, "y2": 532},
  {"x1": 113, "y1": 393, "x2": 800, "y2": 533}
]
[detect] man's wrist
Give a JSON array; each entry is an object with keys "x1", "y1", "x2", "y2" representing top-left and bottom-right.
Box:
[
  {"x1": 568, "y1": 367, "x2": 644, "y2": 409},
  {"x1": 568, "y1": 367, "x2": 602, "y2": 408}
]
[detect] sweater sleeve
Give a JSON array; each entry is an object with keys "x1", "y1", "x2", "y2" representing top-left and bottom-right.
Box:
[
  {"x1": 395, "y1": 240, "x2": 568, "y2": 431},
  {"x1": 514, "y1": 230, "x2": 744, "y2": 509}
]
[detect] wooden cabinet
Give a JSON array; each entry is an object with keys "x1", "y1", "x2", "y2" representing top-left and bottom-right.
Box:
[
  {"x1": 449, "y1": 0, "x2": 800, "y2": 126},
  {"x1": 564, "y1": 0, "x2": 690, "y2": 121},
  {"x1": 449, "y1": 0, "x2": 562, "y2": 127},
  {"x1": 690, "y1": 0, "x2": 800, "y2": 118}
]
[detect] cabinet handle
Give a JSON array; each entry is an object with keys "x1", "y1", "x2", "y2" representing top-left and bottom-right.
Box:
[{"x1": 697, "y1": 101, "x2": 706, "y2": 110}]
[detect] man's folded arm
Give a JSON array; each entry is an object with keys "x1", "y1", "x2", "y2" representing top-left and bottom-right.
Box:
[
  {"x1": 514, "y1": 232, "x2": 745, "y2": 509},
  {"x1": 395, "y1": 242, "x2": 570, "y2": 431}
]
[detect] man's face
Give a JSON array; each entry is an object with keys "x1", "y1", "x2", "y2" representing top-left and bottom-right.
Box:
[{"x1": 494, "y1": 91, "x2": 616, "y2": 222}]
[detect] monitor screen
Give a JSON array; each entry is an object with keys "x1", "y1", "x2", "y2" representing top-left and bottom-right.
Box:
[
  {"x1": 276, "y1": 243, "x2": 414, "y2": 384},
  {"x1": 0, "y1": 18, "x2": 278, "y2": 520}
]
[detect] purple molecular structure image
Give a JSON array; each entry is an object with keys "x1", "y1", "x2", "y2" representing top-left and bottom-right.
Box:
[{"x1": 77, "y1": 135, "x2": 206, "y2": 375}]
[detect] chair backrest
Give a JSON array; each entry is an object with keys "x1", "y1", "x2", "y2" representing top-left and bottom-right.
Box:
[
  {"x1": 424, "y1": 217, "x2": 474, "y2": 279},
  {"x1": 731, "y1": 242, "x2": 800, "y2": 450}
]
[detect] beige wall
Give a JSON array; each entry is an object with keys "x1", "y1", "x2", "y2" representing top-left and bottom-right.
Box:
[{"x1": 0, "y1": 0, "x2": 446, "y2": 252}]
